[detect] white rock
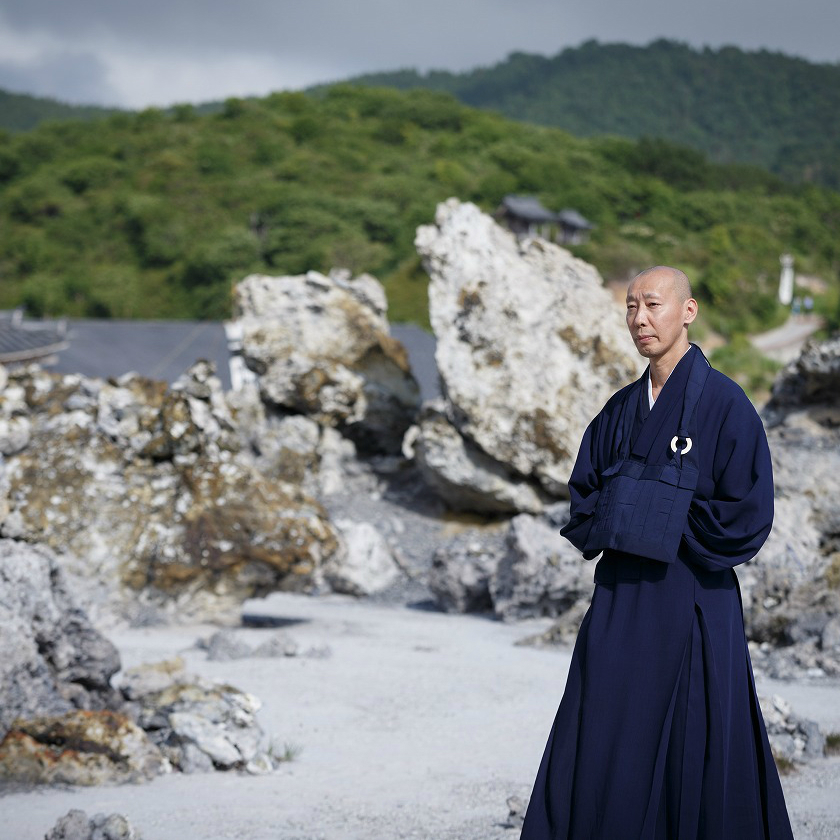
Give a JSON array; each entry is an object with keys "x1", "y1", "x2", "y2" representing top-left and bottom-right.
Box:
[
  {"x1": 414, "y1": 199, "x2": 642, "y2": 509},
  {"x1": 0, "y1": 416, "x2": 30, "y2": 454},
  {"x1": 492, "y1": 513, "x2": 591, "y2": 621},
  {"x1": 324, "y1": 519, "x2": 401, "y2": 596},
  {"x1": 231, "y1": 270, "x2": 419, "y2": 454},
  {"x1": 412, "y1": 400, "x2": 550, "y2": 514},
  {"x1": 168, "y1": 712, "x2": 242, "y2": 767}
]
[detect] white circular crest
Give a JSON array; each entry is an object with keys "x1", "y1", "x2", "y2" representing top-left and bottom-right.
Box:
[{"x1": 670, "y1": 435, "x2": 692, "y2": 455}]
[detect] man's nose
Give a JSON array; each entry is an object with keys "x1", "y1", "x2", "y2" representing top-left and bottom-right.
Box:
[{"x1": 632, "y1": 305, "x2": 647, "y2": 326}]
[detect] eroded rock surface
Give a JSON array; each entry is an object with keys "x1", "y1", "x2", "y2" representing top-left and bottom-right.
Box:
[
  {"x1": 745, "y1": 334, "x2": 840, "y2": 678},
  {"x1": 323, "y1": 518, "x2": 402, "y2": 596},
  {"x1": 0, "y1": 539, "x2": 119, "y2": 740},
  {"x1": 0, "y1": 710, "x2": 167, "y2": 786},
  {"x1": 0, "y1": 362, "x2": 341, "y2": 624},
  {"x1": 120, "y1": 658, "x2": 276, "y2": 775},
  {"x1": 231, "y1": 269, "x2": 420, "y2": 454},
  {"x1": 429, "y1": 507, "x2": 591, "y2": 628},
  {"x1": 412, "y1": 199, "x2": 641, "y2": 512},
  {"x1": 406, "y1": 400, "x2": 551, "y2": 514}
]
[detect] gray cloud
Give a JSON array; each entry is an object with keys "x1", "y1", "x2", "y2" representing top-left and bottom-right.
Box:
[
  {"x1": 0, "y1": 0, "x2": 837, "y2": 108},
  {"x1": 0, "y1": 48, "x2": 119, "y2": 105}
]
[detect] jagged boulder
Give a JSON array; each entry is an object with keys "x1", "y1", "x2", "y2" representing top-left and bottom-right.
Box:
[
  {"x1": 413, "y1": 199, "x2": 641, "y2": 512},
  {"x1": 492, "y1": 511, "x2": 591, "y2": 622},
  {"x1": 741, "y1": 334, "x2": 840, "y2": 677},
  {"x1": 0, "y1": 362, "x2": 342, "y2": 624},
  {"x1": 429, "y1": 533, "x2": 503, "y2": 614},
  {"x1": 119, "y1": 659, "x2": 276, "y2": 774},
  {"x1": 231, "y1": 269, "x2": 420, "y2": 454},
  {"x1": 406, "y1": 400, "x2": 551, "y2": 514},
  {"x1": 0, "y1": 710, "x2": 167, "y2": 786},
  {"x1": 226, "y1": 381, "x2": 365, "y2": 499},
  {"x1": 0, "y1": 539, "x2": 120, "y2": 740},
  {"x1": 760, "y1": 695, "x2": 825, "y2": 766},
  {"x1": 429, "y1": 508, "x2": 591, "y2": 626},
  {"x1": 766, "y1": 334, "x2": 840, "y2": 412}
]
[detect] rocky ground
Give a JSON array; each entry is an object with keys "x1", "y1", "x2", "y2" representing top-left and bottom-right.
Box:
[
  {"x1": 3, "y1": 205, "x2": 839, "y2": 838},
  {"x1": 2, "y1": 588, "x2": 839, "y2": 840},
  {"x1": 2, "y1": 463, "x2": 839, "y2": 840}
]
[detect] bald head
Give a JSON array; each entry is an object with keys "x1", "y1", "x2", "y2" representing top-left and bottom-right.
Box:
[
  {"x1": 631, "y1": 266, "x2": 693, "y2": 302},
  {"x1": 625, "y1": 265, "x2": 698, "y2": 366}
]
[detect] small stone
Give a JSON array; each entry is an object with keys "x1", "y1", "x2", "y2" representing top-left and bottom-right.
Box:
[
  {"x1": 323, "y1": 519, "x2": 401, "y2": 597},
  {"x1": 245, "y1": 753, "x2": 274, "y2": 775},
  {"x1": 120, "y1": 658, "x2": 188, "y2": 700},
  {"x1": 504, "y1": 795, "x2": 528, "y2": 830},
  {"x1": 253, "y1": 631, "x2": 299, "y2": 658},
  {"x1": 205, "y1": 630, "x2": 253, "y2": 661},
  {"x1": 45, "y1": 810, "x2": 144, "y2": 840}
]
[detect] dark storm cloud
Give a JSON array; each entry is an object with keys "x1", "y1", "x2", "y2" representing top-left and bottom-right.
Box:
[
  {"x1": 0, "y1": 0, "x2": 838, "y2": 107},
  {"x1": 0, "y1": 0, "x2": 570, "y2": 73}
]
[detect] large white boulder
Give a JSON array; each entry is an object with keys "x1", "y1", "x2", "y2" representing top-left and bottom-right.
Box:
[{"x1": 413, "y1": 199, "x2": 641, "y2": 510}]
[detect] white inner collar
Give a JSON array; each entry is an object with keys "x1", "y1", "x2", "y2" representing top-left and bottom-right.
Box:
[{"x1": 648, "y1": 345, "x2": 692, "y2": 409}]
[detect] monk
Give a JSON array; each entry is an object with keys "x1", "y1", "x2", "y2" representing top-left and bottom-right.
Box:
[{"x1": 520, "y1": 266, "x2": 794, "y2": 839}]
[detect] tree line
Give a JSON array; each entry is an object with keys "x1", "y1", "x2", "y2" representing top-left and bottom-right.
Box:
[{"x1": 342, "y1": 39, "x2": 840, "y2": 189}]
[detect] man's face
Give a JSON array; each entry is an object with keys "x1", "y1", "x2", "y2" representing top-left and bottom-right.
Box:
[{"x1": 625, "y1": 270, "x2": 691, "y2": 360}]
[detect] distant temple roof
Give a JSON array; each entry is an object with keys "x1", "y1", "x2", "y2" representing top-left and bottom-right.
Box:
[
  {"x1": 557, "y1": 208, "x2": 594, "y2": 230},
  {"x1": 500, "y1": 196, "x2": 594, "y2": 231},
  {"x1": 500, "y1": 195, "x2": 558, "y2": 224},
  {"x1": 0, "y1": 310, "x2": 68, "y2": 365}
]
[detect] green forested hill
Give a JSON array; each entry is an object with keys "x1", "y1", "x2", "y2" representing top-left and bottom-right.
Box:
[
  {"x1": 0, "y1": 87, "x2": 838, "y2": 350},
  {"x1": 0, "y1": 88, "x2": 120, "y2": 133},
  {"x1": 342, "y1": 39, "x2": 840, "y2": 188}
]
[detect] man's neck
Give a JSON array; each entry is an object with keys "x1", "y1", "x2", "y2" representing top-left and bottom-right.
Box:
[{"x1": 649, "y1": 340, "x2": 691, "y2": 391}]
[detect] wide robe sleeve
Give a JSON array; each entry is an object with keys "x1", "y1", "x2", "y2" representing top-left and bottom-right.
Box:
[
  {"x1": 682, "y1": 389, "x2": 774, "y2": 572},
  {"x1": 560, "y1": 419, "x2": 602, "y2": 557},
  {"x1": 560, "y1": 382, "x2": 638, "y2": 559}
]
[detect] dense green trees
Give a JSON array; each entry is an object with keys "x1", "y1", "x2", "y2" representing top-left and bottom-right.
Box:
[
  {"x1": 0, "y1": 85, "x2": 838, "y2": 349},
  {"x1": 0, "y1": 89, "x2": 119, "y2": 133},
  {"x1": 345, "y1": 40, "x2": 840, "y2": 189}
]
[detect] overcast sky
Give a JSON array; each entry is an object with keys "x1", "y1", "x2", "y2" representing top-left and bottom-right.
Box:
[{"x1": 1, "y1": 0, "x2": 838, "y2": 109}]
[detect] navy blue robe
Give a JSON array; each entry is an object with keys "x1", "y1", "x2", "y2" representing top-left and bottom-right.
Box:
[{"x1": 520, "y1": 345, "x2": 793, "y2": 840}]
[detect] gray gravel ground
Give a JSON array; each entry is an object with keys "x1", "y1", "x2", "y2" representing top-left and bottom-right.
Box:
[
  {"x1": 3, "y1": 459, "x2": 838, "y2": 839},
  {"x1": 3, "y1": 588, "x2": 839, "y2": 840}
]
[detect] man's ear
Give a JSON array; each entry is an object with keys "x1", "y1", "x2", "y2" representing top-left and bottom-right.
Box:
[{"x1": 684, "y1": 298, "x2": 698, "y2": 326}]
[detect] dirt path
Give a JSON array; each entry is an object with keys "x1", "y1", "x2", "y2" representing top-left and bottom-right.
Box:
[{"x1": 750, "y1": 315, "x2": 824, "y2": 362}]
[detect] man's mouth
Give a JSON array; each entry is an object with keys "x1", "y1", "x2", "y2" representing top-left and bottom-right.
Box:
[{"x1": 637, "y1": 335, "x2": 655, "y2": 342}]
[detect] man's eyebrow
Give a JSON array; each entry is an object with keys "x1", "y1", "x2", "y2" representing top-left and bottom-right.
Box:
[
  {"x1": 641, "y1": 291, "x2": 662, "y2": 298},
  {"x1": 625, "y1": 291, "x2": 663, "y2": 301}
]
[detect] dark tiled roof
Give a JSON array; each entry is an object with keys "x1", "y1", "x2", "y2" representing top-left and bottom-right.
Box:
[
  {"x1": 0, "y1": 313, "x2": 68, "y2": 363},
  {"x1": 501, "y1": 196, "x2": 594, "y2": 230},
  {"x1": 7, "y1": 317, "x2": 439, "y2": 400},
  {"x1": 557, "y1": 208, "x2": 594, "y2": 230},
  {"x1": 47, "y1": 318, "x2": 233, "y2": 389},
  {"x1": 501, "y1": 195, "x2": 557, "y2": 223}
]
